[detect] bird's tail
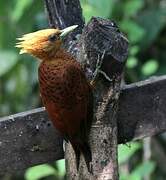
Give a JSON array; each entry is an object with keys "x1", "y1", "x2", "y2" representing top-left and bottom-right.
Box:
[{"x1": 71, "y1": 141, "x2": 92, "y2": 173}]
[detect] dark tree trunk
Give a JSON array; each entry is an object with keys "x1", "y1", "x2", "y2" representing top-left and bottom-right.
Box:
[{"x1": 44, "y1": 1, "x2": 128, "y2": 179}]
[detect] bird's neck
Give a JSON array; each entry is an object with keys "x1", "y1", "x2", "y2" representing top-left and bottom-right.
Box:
[
  {"x1": 42, "y1": 48, "x2": 71, "y2": 62},
  {"x1": 54, "y1": 48, "x2": 70, "y2": 59}
]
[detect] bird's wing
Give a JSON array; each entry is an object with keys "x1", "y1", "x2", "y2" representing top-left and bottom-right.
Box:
[{"x1": 62, "y1": 62, "x2": 93, "y2": 140}]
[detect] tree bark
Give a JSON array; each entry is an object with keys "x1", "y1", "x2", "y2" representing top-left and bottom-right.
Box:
[
  {"x1": 44, "y1": 1, "x2": 128, "y2": 179},
  {"x1": 65, "y1": 17, "x2": 128, "y2": 179},
  {"x1": 44, "y1": 0, "x2": 84, "y2": 49}
]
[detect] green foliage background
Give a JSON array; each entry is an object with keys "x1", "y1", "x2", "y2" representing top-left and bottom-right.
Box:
[{"x1": 0, "y1": 0, "x2": 166, "y2": 179}]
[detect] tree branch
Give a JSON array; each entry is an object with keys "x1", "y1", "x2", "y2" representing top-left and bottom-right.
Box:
[
  {"x1": 118, "y1": 75, "x2": 166, "y2": 143},
  {"x1": 0, "y1": 76, "x2": 166, "y2": 173},
  {"x1": 44, "y1": 0, "x2": 84, "y2": 30},
  {"x1": 0, "y1": 108, "x2": 63, "y2": 173}
]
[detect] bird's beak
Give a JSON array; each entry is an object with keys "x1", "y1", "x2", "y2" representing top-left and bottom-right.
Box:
[{"x1": 60, "y1": 25, "x2": 78, "y2": 39}]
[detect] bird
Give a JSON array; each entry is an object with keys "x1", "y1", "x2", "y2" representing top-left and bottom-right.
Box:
[{"x1": 16, "y1": 25, "x2": 93, "y2": 172}]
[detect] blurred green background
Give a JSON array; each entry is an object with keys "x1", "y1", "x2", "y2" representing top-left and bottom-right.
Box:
[{"x1": 0, "y1": 0, "x2": 166, "y2": 179}]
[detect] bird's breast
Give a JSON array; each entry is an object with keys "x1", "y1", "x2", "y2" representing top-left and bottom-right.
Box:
[
  {"x1": 38, "y1": 58, "x2": 92, "y2": 138},
  {"x1": 38, "y1": 60, "x2": 85, "y2": 110}
]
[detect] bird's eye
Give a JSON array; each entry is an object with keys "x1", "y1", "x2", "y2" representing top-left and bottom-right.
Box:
[{"x1": 48, "y1": 34, "x2": 59, "y2": 42}]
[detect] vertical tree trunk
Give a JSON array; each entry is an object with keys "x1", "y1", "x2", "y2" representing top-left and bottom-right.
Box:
[
  {"x1": 44, "y1": 1, "x2": 128, "y2": 179},
  {"x1": 65, "y1": 17, "x2": 128, "y2": 179}
]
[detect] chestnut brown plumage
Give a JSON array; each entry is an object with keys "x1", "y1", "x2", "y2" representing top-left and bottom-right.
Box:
[{"x1": 16, "y1": 25, "x2": 93, "y2": 172}]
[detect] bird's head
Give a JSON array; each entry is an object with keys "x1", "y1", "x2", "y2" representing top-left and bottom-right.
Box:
[{"x1": 16, "y1": 25, "x2": 78, "y2": 60}]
